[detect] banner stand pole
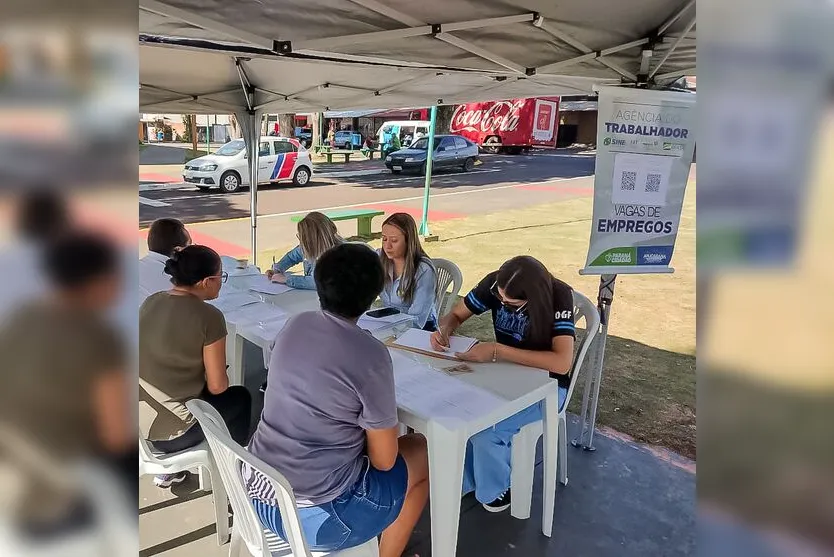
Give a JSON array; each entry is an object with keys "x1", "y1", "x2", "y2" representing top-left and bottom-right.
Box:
[{"x1": 572, "y1": 273, "x2": 617, "y2": 451}]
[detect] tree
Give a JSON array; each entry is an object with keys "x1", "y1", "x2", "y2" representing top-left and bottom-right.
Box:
[
  {"x1": 434, "y1": 104, "x2": 457, "y2": 133},
  {"x1": 181, "y1": 115, "x2": 194, "y2": 142},
  {"x1": 229, "y1": 113, "x2": 240, "y2": 139},
  {"x1": 278, "y1": 113, "x2": 296, "y2": 138}
]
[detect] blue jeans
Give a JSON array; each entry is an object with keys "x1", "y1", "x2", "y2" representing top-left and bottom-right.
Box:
[
  {"x1": 462, "y1": 387, "x2": 568, "y2": 504},
  {"x1": 252, "y1": 455, "x2": 408, "y2": 552}
]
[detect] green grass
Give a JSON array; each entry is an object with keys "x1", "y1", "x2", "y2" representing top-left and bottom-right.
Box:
[{"x1": 258, "y1": 184, "x2": 696, "y2": 458}]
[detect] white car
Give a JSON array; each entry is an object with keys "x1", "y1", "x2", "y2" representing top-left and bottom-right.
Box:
[{"x1": 183, "y1": 137, "x2": 313, "y2": 193}]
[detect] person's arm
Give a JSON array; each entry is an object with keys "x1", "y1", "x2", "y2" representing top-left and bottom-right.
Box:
[
  {"x1": 273, "y1": 245, "x2": 304, "y2": 273},
  {"x1": 430, "y1": 272, "x2": 496, "y2": 350},
  {"x1": 203, "y1": 337, "x2": 229, "y2": 394},
  {"x1": 430, "y1": 299, "x2": 473, "y2": 350},
  {"x1": 284, "y1": 273, "x2": 316, "y2": 290},
  {"x1": 403, "y1": 264, "x2": 436, "y2": 329},
  {"x1": 496, "y1": 336, "x2": 574, "y2": 374},
  {"x1": 365, "y1": 427, "x2": 399, "y2": 471},
  {"x1": 92, "y1": 371, "x2": 133, "y2": 453}
]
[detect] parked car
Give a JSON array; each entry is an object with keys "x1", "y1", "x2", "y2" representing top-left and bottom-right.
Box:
[
  {"x1": 183, "y1": 137, "x2": 313, "y2": 193},
  {"x1": 332, "y1": 130, "x2": 362, "y2": 150},
  {"x1": 384, "y1": 135, "x2": 479, "y2": 174},
  {"x1": 294, "y1": 126, "x2": 312, "y2": 147}
]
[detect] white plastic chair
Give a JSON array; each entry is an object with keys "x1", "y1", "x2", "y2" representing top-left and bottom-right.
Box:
[
  {"x1": 431, "y1": 258, "x2": 463, "y2": 318},
  {"x1": 138, "y1": 433, "x2": 229, "y2": 544},
  {"x1": 186, "y1": 400, "x2": 379, "y2": 557},
  {"x1": 509, "y1": 289, "x2": 600, "y2": 522}
]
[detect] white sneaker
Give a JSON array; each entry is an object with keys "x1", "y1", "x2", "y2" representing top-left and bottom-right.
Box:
[{"x1": 153, "y1": 472, "x2": 188, "y2": 488}]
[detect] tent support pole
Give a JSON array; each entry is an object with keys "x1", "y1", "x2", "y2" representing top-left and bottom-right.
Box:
[
  {"x1": 419, "y1": 105, "x2": 438, "y2": 236},
  {"x1": 572, "y1": 274, "x2": 616, "y2": 451}
]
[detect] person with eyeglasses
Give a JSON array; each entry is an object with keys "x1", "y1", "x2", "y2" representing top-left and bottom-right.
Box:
[
  {"x1": 429, "y1": 255, "x2": 576, "y2": 513},
  {"x1": 139, "y1": 245, "x2": 251, "y2": 488}
]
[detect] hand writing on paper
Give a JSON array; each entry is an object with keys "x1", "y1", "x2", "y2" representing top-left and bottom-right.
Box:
[
  {"x1": 265, "y1": 269, "x2": 275, "y2": 279},
  {"x1": 430, "y1": 328, "x2": 450, "y2": 352},
  {"x1": 455, "y1": 342, "x2": 494, "y2": 363},
  {"x1": 270, "y1": 272, "x2": 287, "y2": 284}
]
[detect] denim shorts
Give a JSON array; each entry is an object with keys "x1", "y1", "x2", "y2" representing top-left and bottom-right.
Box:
[{"x1": 251, "y1": 455, "x2": 408, "y2": 552}]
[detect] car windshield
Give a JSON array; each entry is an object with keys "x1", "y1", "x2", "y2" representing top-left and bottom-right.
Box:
[{"x1": 214, "y1": 139, "x2": 245, "y2": 156}]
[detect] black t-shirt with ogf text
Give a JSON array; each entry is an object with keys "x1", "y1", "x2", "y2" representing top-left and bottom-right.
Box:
[{"x1": 463, "y1": 271, "x2": 576, "y2": 388}]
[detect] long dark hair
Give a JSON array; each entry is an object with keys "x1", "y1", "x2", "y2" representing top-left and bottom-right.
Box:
[
  {"x1": 496, "y1": 256, "x2": 554, "y2": 346},
  {"x1": 380, "y1": 213, "x2": 431, "y2": 304}
]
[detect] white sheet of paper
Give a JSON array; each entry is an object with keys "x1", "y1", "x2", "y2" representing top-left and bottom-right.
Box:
[
  {"x1": 208, "y1": 291, "x2": 262, "y2": 313},
  {"x1": 357, "y1": 312, "x2": 412, "y2": 333},
  {"x1": 247, "y1": 275, "x2": 294, "y2": 295},
  {"x1": 393, "y1": 328, "x2": 478, "y2": 357},
  {"x1": 389, "y1": 350, "x2": 505, "y2": 425},
  {"x1": 224, "y1": 302, "x2": 287, "y2": 325}
]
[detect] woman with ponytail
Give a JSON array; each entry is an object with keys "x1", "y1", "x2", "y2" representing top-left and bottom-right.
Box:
[
  {"x1": 430, "y1": 255, "x2": 576, "y2": 512},
  {"x1": 139, "y1": 245, "x2": 252, "y2": 488}
]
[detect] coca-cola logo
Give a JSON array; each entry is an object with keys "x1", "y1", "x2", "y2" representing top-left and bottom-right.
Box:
[{"x1": 450, "y1": 100, "x2": 524, "y2": 134}]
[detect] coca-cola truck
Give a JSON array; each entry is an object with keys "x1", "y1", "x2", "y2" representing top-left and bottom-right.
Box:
[{"x1": 449, "y1": 97, "x2": 560, "y2": 154}]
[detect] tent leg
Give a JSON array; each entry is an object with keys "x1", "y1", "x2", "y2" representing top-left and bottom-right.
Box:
[
  {"x1": 235, "y1": 109, "x2": 265, "y2": 268},
  {"x1": 419, "y1": 105, "x2": 438, "y2": 236}
]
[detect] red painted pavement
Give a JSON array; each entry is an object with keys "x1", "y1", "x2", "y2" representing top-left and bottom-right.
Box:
[
  {"x1": 138, "y1": 228, "x2": 250, "y2": 257},
  {"x1": 515, "y1": 184, "x2": 594, "y2": 195},
  {"x1": 140, "y1": 172, "x2": 182, "y2": 183},
  {"x1": 357, "y1": 203, "x2": 464, "y2": 222}
]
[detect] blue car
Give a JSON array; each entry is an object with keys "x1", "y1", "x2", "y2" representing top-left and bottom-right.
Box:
[{"x1": 332, "y1": 130, "x2": 362, "y2": 150}]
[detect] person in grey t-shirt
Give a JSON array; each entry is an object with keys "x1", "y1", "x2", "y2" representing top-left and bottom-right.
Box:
[{"x1": 246, "y1": 243, "x2": 428, "y2": 557}]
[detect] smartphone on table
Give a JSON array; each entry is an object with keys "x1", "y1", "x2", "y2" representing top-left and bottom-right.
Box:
[{"x1": 366, "y1": 307, "x2": 400, "y2": 319}]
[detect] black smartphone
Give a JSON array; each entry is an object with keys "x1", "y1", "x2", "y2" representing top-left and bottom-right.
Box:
[{"x1": 366, "y1": 307, "x2": 400, "y2": 318}]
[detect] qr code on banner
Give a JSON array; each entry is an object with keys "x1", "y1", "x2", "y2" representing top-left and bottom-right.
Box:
[
  {"x1": 620, "y1": 171, "x2": 637, "y2": 191},
  {"x1": 645, "y1": 173, "x2": 662, "y2": 193}
]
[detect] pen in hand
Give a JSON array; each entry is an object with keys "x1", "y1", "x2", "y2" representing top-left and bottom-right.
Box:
[{"x1": 436, "y1": 325, "x2": 450, "y2": 351}]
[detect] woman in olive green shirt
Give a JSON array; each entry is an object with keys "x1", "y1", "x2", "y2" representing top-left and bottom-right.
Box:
[{"x1": 139, "y1": 245, "x2": 251, "y2": 488}]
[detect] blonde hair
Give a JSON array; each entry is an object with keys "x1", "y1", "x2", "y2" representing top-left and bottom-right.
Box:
[
  {"x1": 380, "y1": 213, "x2": 431, "y2": 304},
  {"x1": 297, "y1": 212, "x2": 342, "y2": 260}
]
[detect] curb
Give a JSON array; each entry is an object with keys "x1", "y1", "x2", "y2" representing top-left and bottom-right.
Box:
[{"x1": 315, "y1": 168, "x2": 389, "y2": 179}]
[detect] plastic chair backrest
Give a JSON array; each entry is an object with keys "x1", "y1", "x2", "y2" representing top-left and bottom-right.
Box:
[
  {"x1": 564, "y1": 290, "x2": 601, "y2": 409},
  {"x1": 431, "y1": 258, "x2": 463, "y2": 318},
  {"x1": 186, "y1": 399, "x2": 313, "y2": 557}
]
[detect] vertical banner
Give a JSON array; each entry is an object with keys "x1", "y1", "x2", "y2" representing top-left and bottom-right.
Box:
[{"x1": 582, "y1": 87, "x2": 696, "y2": 274}]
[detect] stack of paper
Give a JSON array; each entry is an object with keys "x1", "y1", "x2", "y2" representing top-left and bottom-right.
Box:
[
  {"x1": 224, "y1": 302, "x2": 287, "y2": 326},
  {"x1": 247, "y1": 275, "x2": 294, "y2": 295},
  {"x1": 357, "y1": 311, "x2": 413, "y2": 333},
  {"x1": 209, "y1": 291, "x2": 261, "y2": 313},
  {"x1": 389, "y1": 351, "x2": 505, "y2": 426},
  {"x1": 392, "y1": 328, "x2": 478, "y2": 358}
]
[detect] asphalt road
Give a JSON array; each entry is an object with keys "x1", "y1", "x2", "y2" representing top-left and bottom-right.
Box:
[{"x1": 139, "y1": 150, "x2": 596, "y2": 228}]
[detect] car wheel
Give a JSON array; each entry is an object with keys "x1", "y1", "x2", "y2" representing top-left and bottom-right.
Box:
[
  {"x1": 292, "y1": 166, "x2": 311, "y2": 187},
  {"x1": 219, "y1": 171, "x2": 241, "y2": 193},
  {"x1": 462, "y1": 157, "x2": 475, "y2": 172},
  {"x1": 344, "y1": 142, "x2": 352, "y2": 150},
  {"x1": 197, "y1": 186, "x2": 211, "y2": 192},
  {"x1": 482, "y1": 136, "x2": 501, "y2": 154}
]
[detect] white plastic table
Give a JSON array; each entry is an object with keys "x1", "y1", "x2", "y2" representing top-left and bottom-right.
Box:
[
  {"x1": 224, "y1": 273, "x2": 561, "y2": 554},
  {"x1": 390, "y1": 348, "x2": 561, "y2": 556}
]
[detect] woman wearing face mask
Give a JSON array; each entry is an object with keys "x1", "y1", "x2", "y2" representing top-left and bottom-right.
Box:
[
  {"x1": 266, "y1": 212, "x2": 342, "y2": 290},
  {"x1": 430, "y1": 255, "x2": 576, "y2": 512},
  {"x1": 378, "y1": 213, "x2": 437, "y2": 330},
  {"x1": 140, "y1": 245, "x2": 252, "y2": 488}
]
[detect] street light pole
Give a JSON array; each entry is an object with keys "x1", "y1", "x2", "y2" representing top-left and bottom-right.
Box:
[{"x1": 419, "y1": 104, "x2": 438, "y2": 236}]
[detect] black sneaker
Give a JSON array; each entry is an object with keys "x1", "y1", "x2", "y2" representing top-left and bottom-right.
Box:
[
  {"x1": 153, "y1": 472, "x2": 188, "y2": 488},
  {"x1": 483, "y1": 489, "x2": 511, "y2": 513}
]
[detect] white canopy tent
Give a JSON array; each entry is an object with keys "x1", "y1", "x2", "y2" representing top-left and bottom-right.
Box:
[{"x1": 139, "y1": 0, "x2": 696, "y2": 261}]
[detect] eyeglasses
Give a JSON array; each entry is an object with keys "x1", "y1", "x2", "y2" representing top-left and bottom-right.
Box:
[
  {"x1": 490, "y1": 281, "x2": 527, "y2": 313},
  {"x1": 209, "y1": 271, "x2": 229, "y2": 283}
]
